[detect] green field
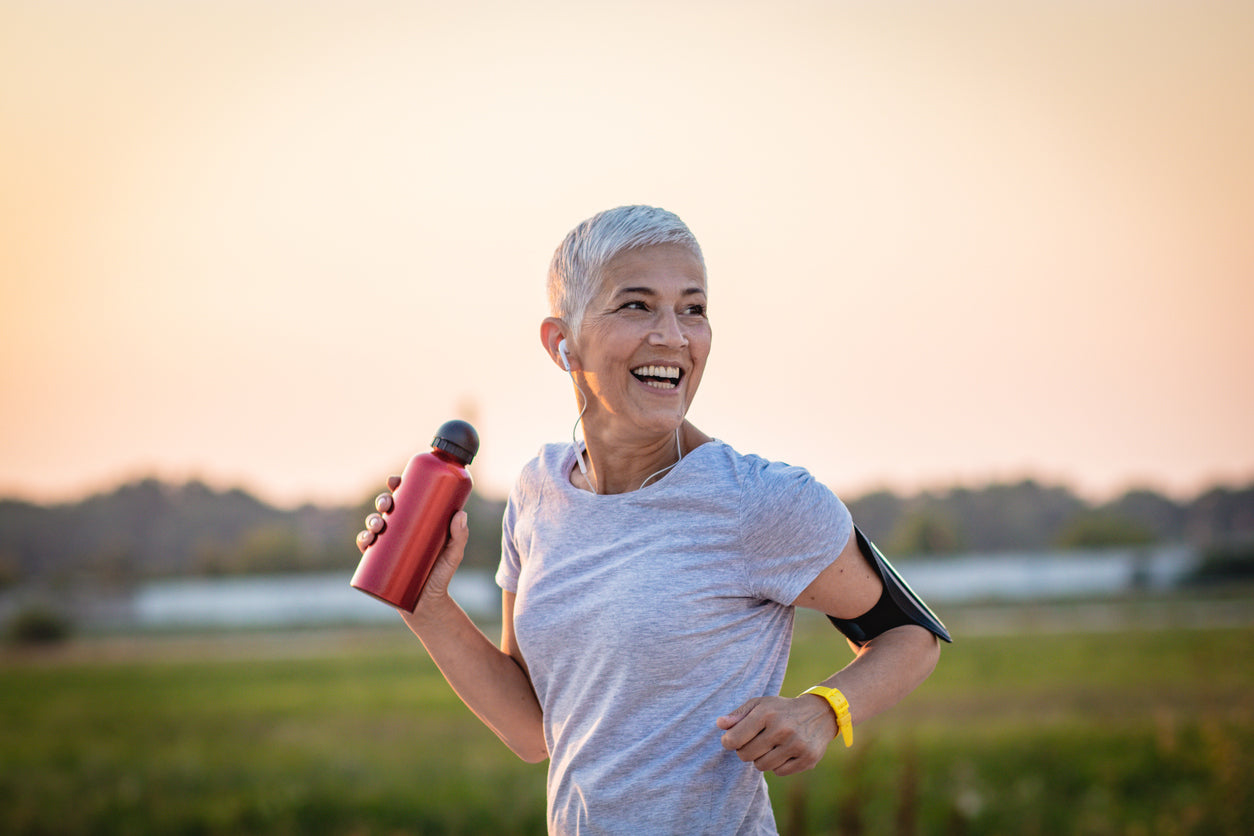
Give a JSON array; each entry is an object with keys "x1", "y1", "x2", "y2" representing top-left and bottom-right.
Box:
[{"x1": 2, "y1": 606, "x2": 1251, "y2": 835}]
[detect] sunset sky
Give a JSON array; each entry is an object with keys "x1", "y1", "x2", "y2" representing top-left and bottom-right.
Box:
[{"x1": 2, "y1": 1, "x2": 1251, "y2": 509}]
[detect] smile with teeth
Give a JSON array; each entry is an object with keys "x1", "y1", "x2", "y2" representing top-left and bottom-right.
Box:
[{"x1": 631, "y1": 365, "x2": 683, "y2": 390}]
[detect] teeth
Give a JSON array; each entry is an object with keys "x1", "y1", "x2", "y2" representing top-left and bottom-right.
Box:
[
  {"x1": 633, "y1": 365, "x2": 680, "y2": 379},
  {"x1": 632, "y1": 365, "x2": 681, "y2": 390}
]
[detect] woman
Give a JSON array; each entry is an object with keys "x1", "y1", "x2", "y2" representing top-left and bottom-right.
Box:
[{"x1": 357, "y1": 205, "x2": 943, "y2": 834}]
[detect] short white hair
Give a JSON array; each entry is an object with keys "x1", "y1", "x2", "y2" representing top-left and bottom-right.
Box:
[{"x1": 547, "y1": 205, "x2": 706, "y2": 336}]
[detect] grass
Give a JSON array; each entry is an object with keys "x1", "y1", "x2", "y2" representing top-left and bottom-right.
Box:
[{"x1": 1, "y1": 611, "x2": 1251, "y2": 835}]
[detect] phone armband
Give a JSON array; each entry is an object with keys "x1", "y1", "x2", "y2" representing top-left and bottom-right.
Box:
[{"x1": 828, "y1": 527, "x2": 953, "y2": 646}]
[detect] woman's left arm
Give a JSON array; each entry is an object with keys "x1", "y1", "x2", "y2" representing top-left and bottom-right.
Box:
[{"x1": 716, "y1": 531, "x2": 941, "y2": 776}]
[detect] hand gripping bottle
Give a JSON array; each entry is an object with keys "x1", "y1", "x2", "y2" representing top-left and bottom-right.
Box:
[{"x1": 351, "y1": 420, "x2": 479, "y2": 612}]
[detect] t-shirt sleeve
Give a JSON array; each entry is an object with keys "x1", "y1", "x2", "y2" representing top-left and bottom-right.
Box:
[
  {"x1": 737, "y1": 458, "x2": 854, "y2": 605},
  {"x1": 495, "y1": 480, "x2": 526, "y2": 594}
]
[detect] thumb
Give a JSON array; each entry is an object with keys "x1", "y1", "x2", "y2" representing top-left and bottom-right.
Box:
[
  {"x1": 449, "y1": 509, "x2": 469, "y2": 543},
  {"x1": 442, "y1": 511, "x2": 470, "y2": 567},
  {"x1": 421, "y1": 512, "x2": 470, "y2": 595}
]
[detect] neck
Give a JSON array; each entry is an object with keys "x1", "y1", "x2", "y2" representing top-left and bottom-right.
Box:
[{"x1": 577, "y1": 421, "x2": 706, "y2": 495}]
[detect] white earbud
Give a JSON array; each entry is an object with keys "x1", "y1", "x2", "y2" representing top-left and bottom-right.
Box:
[{"x1": 558, "y1": 338, "x2": 572, "y2": 371}]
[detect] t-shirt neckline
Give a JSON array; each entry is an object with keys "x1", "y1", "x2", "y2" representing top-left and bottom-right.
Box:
[{"x1": 560, "y1": 439, "x2": 719, "y2": 499}]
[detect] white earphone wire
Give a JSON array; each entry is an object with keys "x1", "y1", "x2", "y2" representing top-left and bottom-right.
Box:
[
  {"x1": 566, "y1": 362, "x2": 598, "y2": 494},
  {"x1": 639, "y1": 427, "x2": 683, "y2": 490}
]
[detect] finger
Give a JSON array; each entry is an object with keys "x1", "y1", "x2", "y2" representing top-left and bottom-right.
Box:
[
  {"x1": 753, "y1": 747, "x2": 794, "y2": 774},
  {"x1": 386, "y1": 475, "x2": 402, "y2": 491},
  {"x1": 719, "y1": 702, "x2": 767, "y2": 752},
  {"x1": 374, "y1": 492, "x2": 394, "y2": 514},
  {"x1": 768, "y1": 756, "x2": 810, "y2": 777},
  {"x1": 356, "y1": 529, "x2": 375, "y2": 553},
  {"x1": 736, "y1": 714, "x2": 798, "y2": 764},
  {"x1": 716, "y1": 699, "x2": 758, "y2": 732},
  {"x1": 748, "y1": 725, "x2": 812, "y2": 773},
  {"x1": 734, "y1": 731, "x2": 777, "y2": 765}
]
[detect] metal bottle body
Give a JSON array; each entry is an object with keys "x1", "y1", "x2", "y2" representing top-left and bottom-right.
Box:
[{"x1": 350, "y1": 448, "x2": 473, "y2": 612}]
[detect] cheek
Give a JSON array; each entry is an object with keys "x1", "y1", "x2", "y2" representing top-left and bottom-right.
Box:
[
  {"x1": 690, "y1": 327, "x2": 712, "y2": 366},
  {"x1": 686, "y1": 344, "x2": 711, "y2": 392}
]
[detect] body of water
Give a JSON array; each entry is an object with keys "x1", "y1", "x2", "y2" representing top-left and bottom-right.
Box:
[
  {"x1": 130, "y1": 570, "x2": 501, "y2": 628},
  {"x1": 117, "y1": 545, "x2": 1199, "y2": 630},
  {"x1": 896, "y1": 545, "x2": 1197, "y2": 603},
  {"x1": 3, "y1": 546, "x2": 1201, "y2": 631}
]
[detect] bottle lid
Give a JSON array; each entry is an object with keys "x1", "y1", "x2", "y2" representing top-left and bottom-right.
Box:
[{"x1": 432, "y1": 419, "x2": 479, "y2": 464}]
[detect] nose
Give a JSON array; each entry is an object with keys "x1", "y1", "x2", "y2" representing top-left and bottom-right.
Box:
[{"x1": 649, "y1": 310, "x2": 689, "y2": 348}]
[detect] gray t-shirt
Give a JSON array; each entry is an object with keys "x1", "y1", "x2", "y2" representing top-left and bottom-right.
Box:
[{"x1": 496, "y1": 440, "x2": 853, "y2": 835}]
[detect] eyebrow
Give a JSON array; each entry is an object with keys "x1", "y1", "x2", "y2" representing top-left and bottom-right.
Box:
[{"x1": 613, "y1": 285, "x2": 706, "y2": 298}]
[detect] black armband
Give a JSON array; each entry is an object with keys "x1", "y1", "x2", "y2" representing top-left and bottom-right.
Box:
[{"x1": 827, "y1": 527, "x2": 953, "y2": 646}]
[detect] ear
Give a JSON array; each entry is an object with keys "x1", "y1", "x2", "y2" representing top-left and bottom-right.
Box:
[{"x1": 540, "y1": 318, "x2": 573, "y2": 371}]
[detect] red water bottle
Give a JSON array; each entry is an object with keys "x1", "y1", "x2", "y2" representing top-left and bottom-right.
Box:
[{"x1": 351, "y1": 420, "x2": 479, "y2": 612}]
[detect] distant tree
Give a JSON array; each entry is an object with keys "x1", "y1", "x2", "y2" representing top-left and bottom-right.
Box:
[
  {"x1": 0, "y1": 550, "x2": 21, "y2": 588},
  {"x1": 888, "y1": 509, "x2": 962, "y2": 556},
  {"x1": 938, "y1": 480, "x2": 1085, "y2": 551},
  {"x1": 845, "y1": 490, "x2": 907, "y2": 542},
  {"x1": 1054, "y1": 512, "x2": 1156, "y2": 549},
  {"x1": 1186, "y1": 485, "x2": 1254, "y2": 545},
  {"x1": 234, "y1": 524, "x2": 308, "y2": 573},
  {"x1": 462, "y1": 493, "x2": 507, "y2": 571},
  {"x1": 2, "y1": 476, "x2": 1250, "y2": 582},
  {"x1": 1100, "y1": 488, "x2": 1186, "y2": 542},
  {"x1": 84, "y1": 546, "x2": 140, "y2": 587},
  {"x1": 191, "y1": 538, "x2": 237, "y2": 576}
]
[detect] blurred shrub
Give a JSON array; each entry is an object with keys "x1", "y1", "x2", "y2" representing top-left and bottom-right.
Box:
[
  {"x1": 4, "y1": 605, "x2": 72, "y2": 646},
  {"x1": 1186, "y1": 542, "x2": 1254, "y2": 586}
]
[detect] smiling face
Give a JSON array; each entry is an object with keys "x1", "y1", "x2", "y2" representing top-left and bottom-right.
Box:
[{"x1": 572, "y1": 243, "x2": 711, "y2": 443}]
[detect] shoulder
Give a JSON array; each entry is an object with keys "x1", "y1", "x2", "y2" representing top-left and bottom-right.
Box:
[
  {"x1": 716, "y1": 445, "x2": 850, "y2": 539},
  {"x1": 521, "y1": 443, "x2": 574, "y2": 485},
  {"x1": 684, "y1": 442, "x2": 844, "y2": 525},
  {"x1": 507, "y1": 443, "x2": 572, "y2": 509},
  {"x1": 503, "y1": 443, "x2": 575, "y2": 557},
  {"x1": 708, "y1": 444, "x2": 854, "y2": 600},
  {"x1": 700, "y1": 441, "x2": 828, "y2": 499}
]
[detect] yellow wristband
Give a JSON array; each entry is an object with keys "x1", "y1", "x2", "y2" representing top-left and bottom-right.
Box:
[{"x1": 801, "y1": 685, "x2": 854, "y2": 748}]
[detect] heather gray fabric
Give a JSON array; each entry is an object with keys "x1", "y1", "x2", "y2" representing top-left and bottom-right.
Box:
[{"x1": 496, "y1": 440, "x2": 853, "y2": 835}]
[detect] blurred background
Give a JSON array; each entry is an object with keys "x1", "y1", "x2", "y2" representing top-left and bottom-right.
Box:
[{"x1": 2, "y1": 1, "x2": 1252, "y2": 834}]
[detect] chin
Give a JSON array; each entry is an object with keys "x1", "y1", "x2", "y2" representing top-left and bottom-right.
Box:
[{"x1": 646, "y1": 411, "x2": 689, "y2": 436}]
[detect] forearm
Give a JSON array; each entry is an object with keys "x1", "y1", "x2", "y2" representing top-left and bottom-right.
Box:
[
  {"x1": 399, "y1": 600, "x2": 547, "y2": 763},
  {"x1": 819, "y1": 624, "x2": 940, "y2": 728},
  {"x1": 718, "y1": 625, "x2": 938, "y2": 774}
]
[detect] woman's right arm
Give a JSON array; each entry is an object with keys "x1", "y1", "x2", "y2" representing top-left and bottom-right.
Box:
[{"x1": 394, "y1": 511, "x2": 548, "y2": 763}]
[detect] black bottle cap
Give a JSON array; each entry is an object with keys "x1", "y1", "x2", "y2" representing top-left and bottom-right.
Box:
[{"x1": 432, "y1": 419, "x2": 479, "y2": 465}]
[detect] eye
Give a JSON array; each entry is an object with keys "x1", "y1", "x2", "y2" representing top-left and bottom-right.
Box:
[
  {"x1": 683, "y1": 303, "x2": 707, "y2": 317},
  {"x1": 617, "y1": 300, "x2": 649, "y2": 312}
]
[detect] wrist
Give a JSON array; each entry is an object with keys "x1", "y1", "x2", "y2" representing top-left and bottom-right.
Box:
[
  {"x1": 800, "y1": 685, "x2": 854, "y2": 748},
  {"x1": 399, "y1": 593, "x2": 458, "y2": 633},
  {"x1": 799, "y1": 693, "x2": 840, "y2": 742}
]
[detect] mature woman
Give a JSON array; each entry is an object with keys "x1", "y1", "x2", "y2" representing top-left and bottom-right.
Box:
[{"x1": 357, "y1": 205, "x2": 944, "y2": 834}]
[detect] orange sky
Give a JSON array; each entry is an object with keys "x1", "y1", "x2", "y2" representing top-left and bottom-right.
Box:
[{"x1": 2, "y1": 1, "x2": 1252, "y2": 508}]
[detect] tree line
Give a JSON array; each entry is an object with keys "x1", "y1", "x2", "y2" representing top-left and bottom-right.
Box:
[{"x1": 1, "y1": 476, "x2": 1252, "y2": 588}]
